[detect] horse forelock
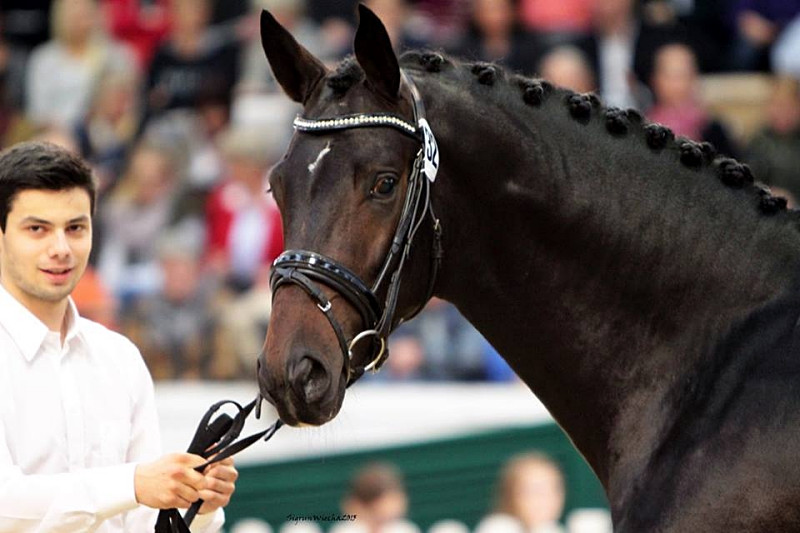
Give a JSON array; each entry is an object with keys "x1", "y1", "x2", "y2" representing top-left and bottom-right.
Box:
[{"x1": 325, "y1": 56, "x2": 365, "y2": 95}]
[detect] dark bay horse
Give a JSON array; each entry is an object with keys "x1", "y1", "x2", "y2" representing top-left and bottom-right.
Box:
[{"x1": 257, "y1": 6, "x2": 800, "y2": 531}]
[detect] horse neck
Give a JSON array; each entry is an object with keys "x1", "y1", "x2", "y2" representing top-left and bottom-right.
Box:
[{"x1": 419, "y1": 71, "x2": 800, "y2": 487}]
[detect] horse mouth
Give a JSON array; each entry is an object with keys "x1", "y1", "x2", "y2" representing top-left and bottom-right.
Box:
[
  {"x1": 270, "y1": 390, "x2": 345, "y2": 427},
  {"x1": 258, "y1": 360, "x2": 347, "y2": 427}
]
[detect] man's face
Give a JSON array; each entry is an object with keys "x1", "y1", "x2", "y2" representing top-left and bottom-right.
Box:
[{"x1": 0, "y1": 188, "x2": 92, "y2": 314}]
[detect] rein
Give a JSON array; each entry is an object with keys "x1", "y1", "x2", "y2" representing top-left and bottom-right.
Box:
[
  {"x1": 270, "y1": 69, "x2": 443, "y2": 384},
  {"x1": 155, "y1": 396, "x2": 282, "y2": 532}
]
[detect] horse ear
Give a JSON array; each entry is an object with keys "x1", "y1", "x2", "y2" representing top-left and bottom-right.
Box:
[
  {"x1": 260, "y1": 10, "x2": 327, "y2": 104},
  {"x1": 354, "y1": 4, "x2": 401, "y2": 99}
]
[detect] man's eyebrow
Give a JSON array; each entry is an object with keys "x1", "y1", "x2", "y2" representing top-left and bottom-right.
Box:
[
  {"x1": 19, "y1": 215, "x2": 90, "y2": 225},
  {"x1": 19, "y1": 216, "x2": 52, "y2": 225}
]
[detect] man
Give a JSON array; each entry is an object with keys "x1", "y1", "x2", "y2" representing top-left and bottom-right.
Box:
[{"x1": 0, "y1": 141, "x2": 237, "y2": 531}]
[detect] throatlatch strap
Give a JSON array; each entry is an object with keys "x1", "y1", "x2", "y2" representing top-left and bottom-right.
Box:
[{"x1": 155, "y1": 398, "x2": 282, "y2": 533}]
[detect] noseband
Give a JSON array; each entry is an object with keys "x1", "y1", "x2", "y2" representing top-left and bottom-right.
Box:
[{"x1": 269, "y1": 70, "x2": 442, "y2": 385}]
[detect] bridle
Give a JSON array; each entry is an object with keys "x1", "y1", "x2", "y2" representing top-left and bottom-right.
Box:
[{"x1": 269, "y1": 70, "x2": 443, "y2": 385}]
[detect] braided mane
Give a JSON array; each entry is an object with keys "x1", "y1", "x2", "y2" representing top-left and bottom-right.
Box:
[{"x1": 322, "y1": 50, "x2": 793, "y2": 223}]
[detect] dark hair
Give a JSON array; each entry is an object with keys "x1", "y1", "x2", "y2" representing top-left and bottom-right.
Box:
[
  {"x1": 347, "y1": 462, "x2": 405, "y2": 504},
  {"x1": 0, "y1": 142, "x2": 96, "y2": 231}
]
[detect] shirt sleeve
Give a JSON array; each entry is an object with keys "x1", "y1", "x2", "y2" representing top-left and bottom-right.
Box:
[{"x1": 0, "y1": 431, "x2": 140, "y2": 531}]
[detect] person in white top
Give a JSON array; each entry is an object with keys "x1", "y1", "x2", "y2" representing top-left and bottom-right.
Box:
[{"x1": 0, "y1": 141, "x2": 238, "y2": 532}]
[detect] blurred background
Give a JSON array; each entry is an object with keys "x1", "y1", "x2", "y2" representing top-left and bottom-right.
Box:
[{"x1": 3, "y1": 0, "x2": 800, "y2": 530}]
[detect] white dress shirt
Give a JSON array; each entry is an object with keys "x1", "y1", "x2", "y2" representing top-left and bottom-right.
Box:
[{"x1": 0, "y1": 285, "x2": 223, "y2": 532}]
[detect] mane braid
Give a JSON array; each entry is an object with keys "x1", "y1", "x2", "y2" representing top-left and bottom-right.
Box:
[{"x1": 396, "y1": 51, "x2": 791, "y2": 219}]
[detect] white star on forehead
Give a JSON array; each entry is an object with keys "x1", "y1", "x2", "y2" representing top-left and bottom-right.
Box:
[{"x1": 308, "y1": 141, "x2": 332, "y2": 175}]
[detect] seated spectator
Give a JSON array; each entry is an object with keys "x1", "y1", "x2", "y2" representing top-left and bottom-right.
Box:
[
  {"x1": 402, "y1": 298, "x2": 486, "y2": 380},
  {"x1": 74, "y1": 69, "x2": 140, "y2": 197},
  {"x1": 237, "y1": 0, "x2": 325, "y2": 94},
  {"x1": 205, "y1": 125, "x2": 283, "y2": 291},
  {"x1": 25, "y1": 0, "x2": 135, "y2": 129},
  {"x1": 726, "y1": 0, "x2": 800, "y2": 72},
  {"x1": 577, "y1": 0, "x2": 697, "y2": 110},
  {"x1": 363, "y1": 0, "x2": 431, "y2": 51},
  {"x1": 0, "y1": 0, "x2": 53, "y2": 109},
  {"x1": 518, "y1": 0, "x2": 596, "y2": 46},
  {"x1": 646, "y1": 43, "x2": 739, "y2": 158},
  {"x1": 772, "y1": 13, "x2": 800, "y2": 79},
  {"x1": 99, "y1": 0, "x2": 171, "y2": 70},
  {"x1": 330, "y1": 463, "x2": 411, "y2": 533},
  {"x1": 450, "y1": 0, "x2": 544, "y2": 76},
  {"x1": 204, "y1": 125, "x2": 283, "y2": 378},
  {"x1": 745, "y1": 76, "x2": 800, "y2": 206},
  {"x1": 96, "y1": 140, "x2": 183, "y2": 309},
  {"x1": 368, "y1": 333, "x2": 427, "y2": 382},
  {"x1": 127, "y1": 227, "x2": 219, "y2": 380},
  {"x1": 143, "y1": 0, "x2": 238, "y2": 125},
  {"x1": 478, "y1": 452, "x2": 567, "y2": 533},
  {"x1": 537, "y1": 45, "x2": 596, "y2": 93},
  {"x1": 71, "y1": 264, "x2": 118, "y2": 330}
]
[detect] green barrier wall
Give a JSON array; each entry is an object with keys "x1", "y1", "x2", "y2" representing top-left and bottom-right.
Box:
[{"x1": 225, "y1": 423, "x2": 609, "y2": 530}]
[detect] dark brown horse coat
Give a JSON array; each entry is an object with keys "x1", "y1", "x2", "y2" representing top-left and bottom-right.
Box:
[{"x1": 257, "y1": 6, "x2": 800, "y2": 531}]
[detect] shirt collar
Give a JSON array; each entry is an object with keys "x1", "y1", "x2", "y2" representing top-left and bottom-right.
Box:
[{"x1": 0, "y1": 284, "x2": 82, "y2": 362}]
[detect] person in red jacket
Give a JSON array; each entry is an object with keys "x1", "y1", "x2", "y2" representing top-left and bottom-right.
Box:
[{"x1": 205, "y1": 125, "x2": 283, "y2": 293}]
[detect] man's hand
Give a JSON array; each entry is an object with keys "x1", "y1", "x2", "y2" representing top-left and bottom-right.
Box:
[
  {"x1": 134, "y1": 453, "x2": 207, "y2": 509},
  {"x1": 198, "y1": 457, "x2": 238, "y2": 514}
]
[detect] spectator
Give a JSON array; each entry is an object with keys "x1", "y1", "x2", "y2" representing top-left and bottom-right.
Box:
[
  {"x1": 74, "y1": 69, "x2": 141, "y2": 198},
  {"x1": 518, "y1": 0, "x2": 596, "y2": 46},
  {"x1": 330, "y1": 462, "x2": 411, "y2": 533},
  {"x1": 537, "y1": 45, "x2": 596, "y2": 93},
  {"x1": 205, "y1": 126, "x2": 283, "y2": 291},
  {"x1": 726, "y1": 0, "x2": 800, "y2": 71},
  {"x1": 96, "y1": 140, "x2": 183, "y2": 310},
  {"x1": 71, "y1": 264, "x2": 118, "y2": 330},
  {"x1": 646, "y1": 43, "x2": 739, "y2": 158},
  {"x1": 204, "y1": 125, "x2": 283, "y2": 377},
  {"x1": 99, "y1": 0, "x2": 171, "y2": 70},
  {"x1": 399, "y1": 299, "x2": 486, "y2": 380},
  {"x1": 363, "y1": 0, "x2": 431, "y2": 52},
  {"x1": 0, "y1": 0, "x2": 53, "y2": 108},
  {"x1": 25, "y1": 0, "x2": 136, "y2": 129},
  {"x1": 576, "y1": 0, "x2": 695, "y2": 110},
  {"x1": 237, "y1": 0, "x2": 326, "y2": 94},
  {"x1": 143, "y1": 0, "x2": 238, "y2": 125},
  {"x1": 369, "y1": 333, "x2": 427, "y2": 382},
  {"x1": 479, "y1": 452, "x2": 567, "y2": 533},
  {"x1": 127, "y1": 226, "x2": 219, "y2": 380},
  {"x1": 771, "y1": 13, "x2": 800, "y2": 78},
  {"x1": 450, "y1": 0, "x2": 544, "y2": 76},
  {"x1": 745, "y1": 76, "x2": 800, "y2": 206}
]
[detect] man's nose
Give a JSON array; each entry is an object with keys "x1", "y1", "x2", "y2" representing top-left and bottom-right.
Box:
[{"x1": 49, "y1": 231, "x2": 71, "y2": 258}]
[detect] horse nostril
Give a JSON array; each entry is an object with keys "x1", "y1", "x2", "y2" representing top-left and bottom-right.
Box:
[{"x1": 291, "y1": 356, "x2": 331, "y2": 404}]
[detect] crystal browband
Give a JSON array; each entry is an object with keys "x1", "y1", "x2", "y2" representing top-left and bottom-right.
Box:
[{"x1": 293, "y1": 113, "x2": 420, "y2": 140}]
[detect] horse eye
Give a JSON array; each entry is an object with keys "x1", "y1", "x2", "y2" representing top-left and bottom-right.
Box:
[{"x1": 371, "y1": 175, "x2": 398, "y2": 198}]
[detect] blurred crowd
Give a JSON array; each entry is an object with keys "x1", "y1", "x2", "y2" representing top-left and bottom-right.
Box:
[
  {"x1": 227, "y1": 454, "x2": 611, "y2": 533},
  {"x1": 2, "y1": 0, "x2": 800, "y2": 380}
]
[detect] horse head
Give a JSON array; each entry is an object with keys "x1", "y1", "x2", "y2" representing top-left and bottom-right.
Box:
[{"x1": 257, "y1": 6, "x2": 439, "y2": 426}]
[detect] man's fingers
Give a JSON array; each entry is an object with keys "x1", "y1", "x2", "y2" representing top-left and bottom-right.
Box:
[
  {"x1": 204, "y1": 463, "x2": 238, "y2": 482},
  {"x1": 173, "y1": 465, "x2": 206, "y2": 491}
]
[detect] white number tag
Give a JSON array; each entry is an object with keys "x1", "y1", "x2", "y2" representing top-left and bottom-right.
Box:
[{"x1": 419, "y1": 118, "x2": 439, "y2": 182}]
